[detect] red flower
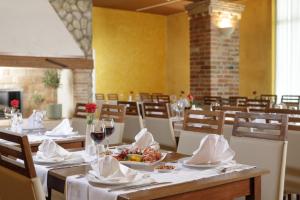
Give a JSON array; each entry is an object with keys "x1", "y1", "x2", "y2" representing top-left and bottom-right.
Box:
[
  {"x1": 85, "y1": 103, "x2": 97, "y2": 113},
  {"x1": 187, "y1": 93, "x2": 194, "y2": 101},
  {"x1": 10, "y1": 99, "x2": 19, "y2": 108}
]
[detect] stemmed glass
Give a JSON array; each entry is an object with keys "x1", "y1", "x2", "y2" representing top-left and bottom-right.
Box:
[
  {"x1": 90, "y1": 120, "x2": 106, "y2": 160},
  {"x1": 102, "y1": 118, "x2": 115, "y2": 151}
]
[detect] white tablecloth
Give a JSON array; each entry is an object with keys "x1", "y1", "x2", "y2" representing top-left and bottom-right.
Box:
[{"x1": 66, "y1": 163, "x2": 254, "y2": 200}]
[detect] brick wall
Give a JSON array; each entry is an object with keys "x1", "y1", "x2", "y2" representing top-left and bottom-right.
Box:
[{"x1": 187, "y1": 0, "x2": 244, "y2": 100}]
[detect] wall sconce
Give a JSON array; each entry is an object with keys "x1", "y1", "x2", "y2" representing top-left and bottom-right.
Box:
[{"x1": 214, "y1": 11, "x2": 241, "y2": 37}]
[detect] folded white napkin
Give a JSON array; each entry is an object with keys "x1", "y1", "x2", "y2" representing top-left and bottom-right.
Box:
[
  {"x1": 36, "y1": 139, "x2": 71, "y2": 161},
  {"x1": 46, "y1": 119, "x2": 74, "y2": 136},
  {"x1": 131, "y1": 128, "x2": 159, "y2": 150},
  {"x1": 186, "y1": 134, "x2": 235, "y2": 165},
  {"x1": 90, "y1": 156, "x2": 139, "y2": 182}
]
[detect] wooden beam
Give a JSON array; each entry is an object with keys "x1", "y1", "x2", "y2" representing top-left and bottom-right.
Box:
[{"x1": 0, "y1": 55, "x2": 93, "y2": 69}]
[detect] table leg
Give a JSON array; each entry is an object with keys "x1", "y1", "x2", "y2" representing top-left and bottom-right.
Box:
[
  {"x1": 246, "y1": 176, "x2": 261, "y2": 200},
  {"x1": 47, "y1": 187, "x2": 52, "y2": 200}
]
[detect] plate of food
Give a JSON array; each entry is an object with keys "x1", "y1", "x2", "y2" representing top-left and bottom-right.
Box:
[
  {"x1": 113, "y1": 147, "x2": 167, "y2": 166},
  {"x1": 154, "y1": 164, "x2": 176, "y2": 173}
]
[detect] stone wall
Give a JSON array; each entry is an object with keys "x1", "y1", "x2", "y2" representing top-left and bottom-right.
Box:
[
  {"x1": 187, "y1": 0, "x2": 244, "y2": 100},
  {"x1": 49, "y1": 0, "x2": 93, "y2": 103}
]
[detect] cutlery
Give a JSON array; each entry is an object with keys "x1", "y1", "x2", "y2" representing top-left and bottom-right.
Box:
[
  {"x1": 46, "y1": 162, "x2": 89, "y2": 169},
  {"x1": 108, "y1": 181, "x2": 172, "y2": 192}
]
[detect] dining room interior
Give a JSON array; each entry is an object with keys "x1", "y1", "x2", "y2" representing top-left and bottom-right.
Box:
[{"x1": 0, "y1": 0, "x2": 299, "y2": 200}]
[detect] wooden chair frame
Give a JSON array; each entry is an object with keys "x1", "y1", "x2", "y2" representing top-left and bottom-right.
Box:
[
  {"x1": 95, "y1": 93, "x2": 105, "y2": 100},
  {"x1": 246, "y1": 99, "x2": 270, "y2": 112},
  {"x1": 232, "y1": 112, "x2": 288, "y2": 141},
  {"x1": 0, "y1": 130, "x2": 36, "y2": 178},
  {"x1": 74, "y1": 103, "x2": 87, "y2": 118},
  {"x1": 266, "y1": 108, "x2": 300, "y2": 131},
  {"x1": 99, "y1": 104, "x2": 125, "y2": 123},
  {"x1": 107, "y1": 93, "x2": 118, "y2": 101},
  {"x1": 117, "y1": 101, "x2": 140, "y2": 116},
  {"x1": 143, "y1": 102, "x2": 169, "y2": 118},
  {"x1": 229, "y1": 96, "x2": 248, "y2": 106},
  {"x1": 281, "y1": 95, "x2": 300, "y2": 110},
  {"x1": 261, "y1": 94, "x2": 277, "y2": 105},
  {"x1": 183, "y1": 110, "x2": 225, "y2": 134},
  {"x1": 203, "y1": 96, "x2": 222, "y2": 106},
  {"x1": 213, "y1": 106, "x2": 249, "y2": 125},
  {"x1": 157, "y1": 95, "x2": 170, "y2": 103}
]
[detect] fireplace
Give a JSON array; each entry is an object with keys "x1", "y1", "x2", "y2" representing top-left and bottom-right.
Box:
[{"x1": 0, "y1": 90, "x2": 22, "y2": 117}]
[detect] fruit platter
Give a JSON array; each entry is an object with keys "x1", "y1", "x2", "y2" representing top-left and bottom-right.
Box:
[{"x1": 113, "y1": 147, "x2": 167, "y2": 166}]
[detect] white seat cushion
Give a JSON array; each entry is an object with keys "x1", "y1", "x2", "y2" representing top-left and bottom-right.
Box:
[{"x1": 230, "y1": 136, "x2": 287, "y2": 200}]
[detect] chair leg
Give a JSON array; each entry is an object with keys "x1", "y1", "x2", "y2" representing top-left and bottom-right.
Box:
[
  {"x1": 288, "y1": 194, "x2": 292, "y2": 200},
  {"x1": 297, "y1": 194, "x2": 300, "y2": 200},
  {"x1": 283, "y1": 194, "x2": 286, "y2": 200},
  {"x1": 47, "y1": 188, "x2": 52, "y2": 200}
]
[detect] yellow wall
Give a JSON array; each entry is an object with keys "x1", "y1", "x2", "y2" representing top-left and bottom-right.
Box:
[
  {"x1": 166, "y1": 12, "x2": 190, "y2": 96},
  {"x1": 93, "y1": 7, "x2": 167, "y2": 98},
  {"x1": 239, "y1": 0, "x2": 274, "y2": 97}
]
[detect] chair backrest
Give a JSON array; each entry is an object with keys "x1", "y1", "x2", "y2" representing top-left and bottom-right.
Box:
[
  {"x1": 231, "y1": 112, "x2": 288, "y2": 200},
  {"x1": 140, "y1": 93, "x2": 153, "y2": 102},
  {"x1": 183, "y1": 110, "x2": 225, "y2": 134},
  {"x1": 157, "y1": 95, "x2": 170, "y2": 103},
  {"x1": 265, "y1": 109, "x2": 300, "y2": 193},
  {"x1": 281, "y1": 95, "x2": 300, "y2": 109},
  {"x1": 122, "y1": 115, "x2": 144, "y2": 143},
  {"x1": 95, "y1": 93, "x2": 105, "y2": 100},
  {"x1": 228, "y1": 96, "x2": 247, "y2": 106},
  {"x1": 177, "y1": 110, "x2": 225, "y2": 155},
  {"x1": 107, "y1": 93, "x2": 118, "y2": 101},
  {"x1": 143, "y1": 102, "x2": 169, "y2": 119},
  {"x1": 203, "y1": 96, "x2": 222, "y2": 106},
  {"x1": 261, "y1": 94, "x2": 277, "y2": 105},
  {"x1": 0, "y1": 130, "x2": 45, "y2": 200},
  {"x1": 213, "y1": 106, "x2": 249, "y2": 125},
  {"x1": 265, "y1": 108, "x2": 300, "y2": 131},
  {"x1": 74, "y1": 103, "x2": 87, "y2": 118},
  {"x1": 99, "y1": 104, "x2": 125, "y2": 123},
  {"x1": 118, "y1": 101, "x2": 140, "y2": 116},
  {"x1": 246, "y1": 99, "x2": 270, "y2": 112},
  {"x1": 144, "y1": 117, "x2": 176, "y2": 150}
]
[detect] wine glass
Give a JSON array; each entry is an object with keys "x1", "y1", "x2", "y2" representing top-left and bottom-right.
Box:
[
  {"x1": 102, "y1": 118, "x2": 115, "y2": 151},
  {"x1": 90, "y1": 120, "x2": 106, "y2": 159}
]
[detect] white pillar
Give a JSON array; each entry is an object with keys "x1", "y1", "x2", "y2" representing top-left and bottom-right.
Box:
[{"x1": 57, "y1": 69, "x2": 74, "y2": 118}]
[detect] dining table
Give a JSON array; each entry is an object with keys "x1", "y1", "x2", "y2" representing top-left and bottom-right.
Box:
[{"x1": 45, "y1": 151, "x2": 268, "y2": 200}]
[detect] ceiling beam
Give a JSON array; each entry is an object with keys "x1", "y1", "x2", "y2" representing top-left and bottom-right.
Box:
[{"x1": 0, "y1": 55, "x2": 93, "y2": 69}]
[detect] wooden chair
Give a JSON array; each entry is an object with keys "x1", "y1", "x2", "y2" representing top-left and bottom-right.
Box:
[
  {"x1": 72, "y1": 103, "x2": 88, "y2": 135},
  {"x1": 73, "y1": 103, "x2": 87, "y2": 118},
  {"x1": 213, "y1": 106, "x2": 249, "y2": 125},
  {"x1": 246, "y1": 99, "x2": 270, "y2": 112},
  {"x1": 281, "y1": 95, "x2": 300, "y2": 110},
  {"x1": 229, "y1": 96, "x2": 248, "y2": 106},
  {"x1": 143, "y1": 102, "x2": 169, "y2": 118},
  {"x1": 0, "y1": 130, "x2": 45, "y2": 200},
  {"x1": 140, "y1": 93, "x2": 153, "y2": 102},
  {"x1": 118, "y1": 101, "x2": 143, "y2": 143},
  {"x1": 100, "y1": 104, "x2": 126, "y2": 144},
  {"x1": 177, "y1": 110, "x2": 225, "y2": 155},
  {"x1": 107, "y1": 93, "x2": 118, "y2": 101},
  {"x1": 261, "y1": 94, "x2": 277, "y2": 105},
  {"x1": 265, "y1": 108, "x2": 300, "y2": 199},
  {"x1": 203, "y1": 96, "x2": 222, "y2": 106},
  {"x1": 100, "y1": 104, "x2": 125, "y2": 123},
  {"x1": 231, "y1": 112, "x2": 288, "y2": 200},
  {"x1": 143, "y1": 102, "x2": 176, "y2": 150},
  {"x1": 213, "y1": 106, "x2": 249, "y2": 141},
  {"x1": 157, "y1": 95, "x2": 170, "y2": 103},
  {"x1": 95, "y1": 93, "x2": 105, "y2": 100}
]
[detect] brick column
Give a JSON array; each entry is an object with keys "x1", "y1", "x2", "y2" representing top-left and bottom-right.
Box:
[{"x1": 186, "y1": 0, "x2": 244, "y2": 100}]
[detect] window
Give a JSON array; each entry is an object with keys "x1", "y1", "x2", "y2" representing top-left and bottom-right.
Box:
[{"x1": 276, "y1": 0, "x2": 300, "y2": 97}]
